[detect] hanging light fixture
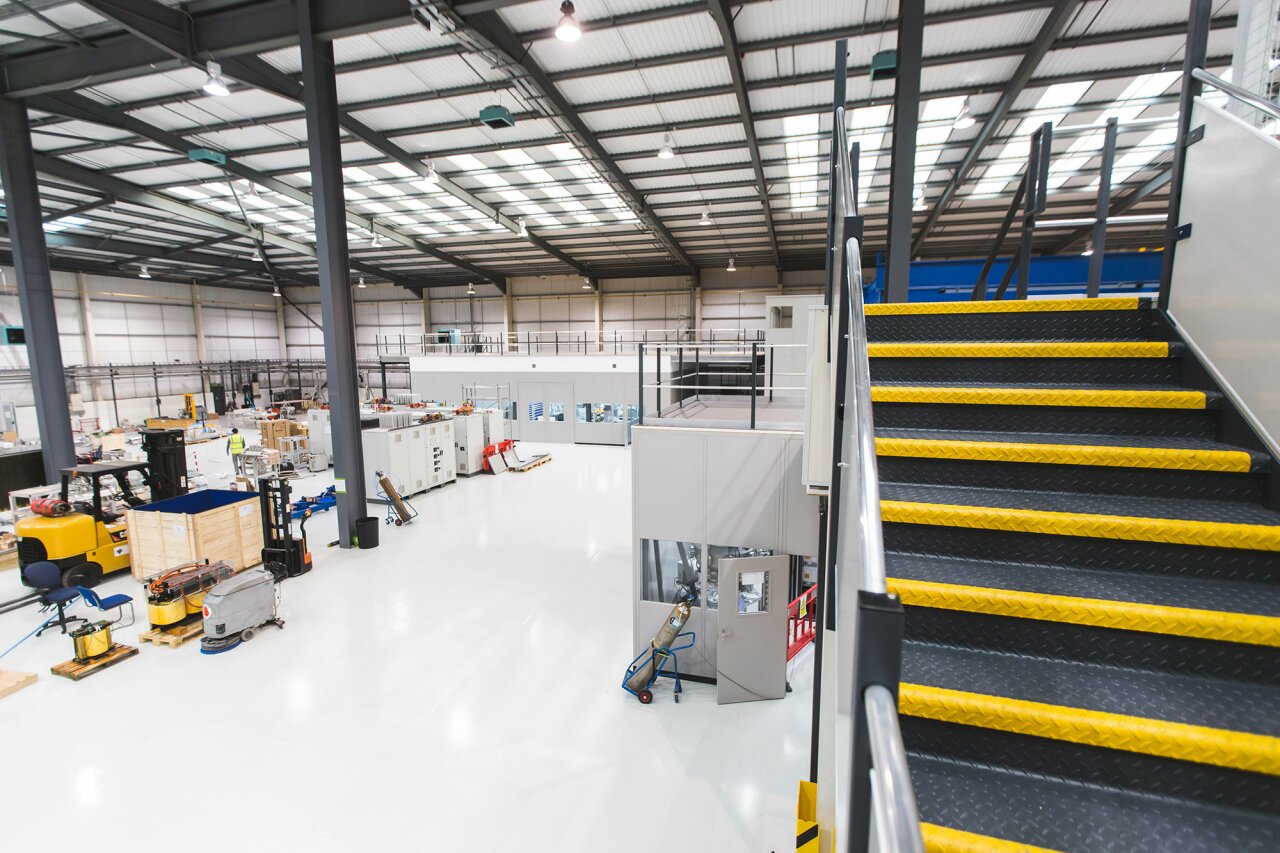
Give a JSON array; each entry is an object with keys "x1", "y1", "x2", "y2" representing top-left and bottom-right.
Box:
[
  {"x1": 423, "y1": 162, "x2": 439, "y2": 185},
  {"x1": 139, "y1": 265, "x2": 151, "y2": 279},
  {"x1": 657, "y1": 131, "x2": 675, "y2": 160},
  {"x1": 555, "y1": 1, "x2": 582, "y2": 42},
  {"x1": 518, "y1": 217, "x2": 529, "y2": 237},
  {"x1": 357, "y1": 274, "x2": 367, "y2": 288},
  {"x1": 698, "y1": 208, "x2": 712, "y2": 226},
  {"x1": 912, "y1": 186, "x2": 927, "y2": 212},
  {"x1": 243, "y1": 180, "x2": 259, "y2": 201},
  {"x1": 251, "y1": 246, "x2": 262, "y2": 261},
  {"x1": 726, "y1": 257, "x2": 736, "y2": 272},
  {"x1": 1081, "y1": 239, "x2": 1094, "y2": 257},
  {"x1": 953, "y1": 96, "x2": 976, "y2": 130},
  {"x1": 466, "y1": 283, "x2": 476, "y2": 295},
  {"x1": 273, "y1": 285, "x2": 281, "y2": 298},
  {"x1": 371, "y1": 233, "x2": 382, "y2": 248},
  {"x1": 202, "y1": 61, "x2": 230, "y2": 97},
  {"x1": 582, "y1": 276, "x2": 592, "y2": 290}
]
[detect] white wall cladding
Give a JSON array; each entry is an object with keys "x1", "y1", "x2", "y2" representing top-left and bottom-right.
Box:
[{"x1": 0, "y1": 268, "x2": 282, "y2": 433}]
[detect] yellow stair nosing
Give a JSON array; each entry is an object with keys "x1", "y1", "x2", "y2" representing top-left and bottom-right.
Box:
[
  {"x1": 874, "y1": 437, "x2": 1255, "y2": 473},
  {"x1": 870, "y1": 385, "x2": 1208, "y2": 410},
  {"x1": 887, "y1": 577, "x2": 1280, "y2": 648},
  {"x1": 868, "y1": 341, "x2": 1170, "y2": 359},
  {"x1": 921, "y1": 822, "x2": 1063, "y2": 853},
  {"x1": 880, "y1": 500, "x2": 1280, "y2": 552},
  {"x1": 865, "y1": 296, "x2": 1143, "y2": 316},
  {"x1": 900, "y1": 683, "x2": 1280, "y2": 776}
]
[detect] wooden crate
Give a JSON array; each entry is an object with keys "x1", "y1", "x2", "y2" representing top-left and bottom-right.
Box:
[
  {"x1": 125, "y1": 489, "x2": 263, "y2": 581},
  {"x1": 258, "y1": 419, "x2": 308, "y2": 452}
]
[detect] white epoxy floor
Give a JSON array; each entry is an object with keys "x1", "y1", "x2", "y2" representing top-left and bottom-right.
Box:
[{"x1": 0, "y1": 435, "x2": 812, "y2": 852}]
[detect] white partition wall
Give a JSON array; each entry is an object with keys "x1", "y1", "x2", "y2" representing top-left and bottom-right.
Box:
[{"x1": 1169, "y1": 98, "x2": 1280, "y2": 456}]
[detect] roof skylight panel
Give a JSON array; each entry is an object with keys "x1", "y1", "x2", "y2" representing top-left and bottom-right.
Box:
[
  {"x1": 379, "y1": 162, "x2": 417, "y2": 178},
  {"x1": 497, "y1": 149, "x2": 536, "y2": 167}
]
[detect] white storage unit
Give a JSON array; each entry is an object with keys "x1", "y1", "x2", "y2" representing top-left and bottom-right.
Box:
[
  {"x1": 306, "y1": 409, "x2": 331, "y2": 457},
  {"x1": 481, "y1": 408, "x2": 505, "y2": 445},
  {"x1": 361, "y1": 421, "x2": 456, "y2": 501},
  {"x1": 454, "y1": 413, "x2": 487, "y2": 476}
]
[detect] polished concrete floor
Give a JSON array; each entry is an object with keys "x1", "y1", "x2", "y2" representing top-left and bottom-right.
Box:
[{"x1": 0, "y1": 435, "x2": 811, "y2": 851}]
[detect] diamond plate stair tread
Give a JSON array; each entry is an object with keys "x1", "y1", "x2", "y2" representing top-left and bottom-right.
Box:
[
  {"x1": 877, "y1": 428, "x2": 1266, "y2": 463},
  {"x1": 909, "y1": 753, "x2": 1280, "y2": 852},
  {"x1": 902, "y1": 640, "x2": 1280, "y2": 737},
  {"x1": 880, "y1": 483, "x2": 1280, "y2": 527},
  {"x1": 865, "y1": 296, "x2": 1148, "y2": 315},
  {"x1": 867, "y1": 341, "x2": 1181, "y2": 358},
  {"x1": 886, "y1": 551, "x2": 1280, "y2": 619}
]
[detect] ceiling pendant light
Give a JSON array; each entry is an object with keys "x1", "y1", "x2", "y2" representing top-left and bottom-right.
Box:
[
  {"x1": 273, "y1": 285, "x2": 281, "y2": 298},
  {"x1": 371, "y1": 233, "x2": 382, "y2": 248},
  {"x1": 657, "y1": 131, "x2": 675, "y2": 160},
  {"x1": 1081, "y1": 239, "x2": 1094, "y2": 257},
  {"x1": 912, "y1": 186, "x2": 927, "y2": 212},
  {"x1": 139, "y1": 265, "x2": 151, "y2": 279},
  {"x1": 953, "y1": 96, "x2": 976, "y2": 130},
  {"x1": 726, "y1": 257, "x2": 736, "y2": 272},
  {"x1": 555, "y1": 1, "x2": 582, "y2": 43},
  {"x1": 518, "y1": 217, "x2": 528, "y2": 237},
  {"x1": 243, "y1": 180, "x2": 259, "y2": 200},
  {"x1": 698, "y1": 208, "x2": 712, "y2": 226},
  {"x1": 582, "y1": 276, "x2": 592, "y2": 290},
  {"x1": 357, "y1": 274, "x2": 367, "y2": 288},
  {"x1": 202, "y1": 60, "x2": 230, "y2": 97},
  {"x1": 466, "y1": 283, "x2": 476, "y2": 295},
  {"x1": 251, "y1": 246, "x2": 262, "y2": 261},
  {"x1": 423, "y1": 162, "x2": 439, "y2": 185}
]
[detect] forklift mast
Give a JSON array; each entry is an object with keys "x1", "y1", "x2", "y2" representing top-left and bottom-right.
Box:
[{"x1": 139, "y1": 428, "x2": 189, "y2": 501}]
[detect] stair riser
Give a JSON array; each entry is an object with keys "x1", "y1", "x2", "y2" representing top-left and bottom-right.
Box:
[
  {"x1": 878, "y1": 457, "x2": 1265, "y2": 503},
  {"x1": 874, "y1": 402, "x2": 1219, "y2": 438},
  {"x1": 866, "y1": 311, "x2": 1164, "y2": 344},
  {"x1": 903, "y1": 605, "x2": 1280, "y2": 686},
  {"x1": 870, "y1": 356, "x2": 1183, "y2": 386},
  {"x1": 883, "y1": 523, "x2": 1280, "y2": 585},
  {"x1": 902, "y1": 716, "x2": 1280, "y2": 817}
]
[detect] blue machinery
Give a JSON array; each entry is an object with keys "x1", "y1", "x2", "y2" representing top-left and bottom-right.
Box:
[
  {"x1": 621, "y1": 631, "x2": 695, "y2": 704},
  {"x1": 292, "y1": 485, "x2": 336, "y2": 520}
]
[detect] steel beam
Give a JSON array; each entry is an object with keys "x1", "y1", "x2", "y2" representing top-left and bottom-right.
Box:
[
  {"x1": 28, "y1": 90, "x2": 499, "y2": 289},
  {"x1": 885, "y1": 0, "x2": 925, "y2": 303},
  {"x1": 0, "y1": 98, "x2": 76, "y2": 481},
  {"x1": 299, "y1": 0, "x2": 367, "y2": 546},
  {"x1": 911, "y1": 0, "x2": 1082, "y2": 255},
  {"x1": 426, "y1": 2, "x2": 698, "y2": 272},
  {"x1": 707, "y1": 0, "x2": 780, "y2": 273}
]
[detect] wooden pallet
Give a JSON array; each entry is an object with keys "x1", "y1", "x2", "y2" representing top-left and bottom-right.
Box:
[
  {"x1": 0, "y1": 669, "x2": 37, "y2": 700},
  {"x1": 509, "y1": 453, "x2": 551, "y2": 472},
  {"x1": 50, "y1": 643, "x2": 138, "y2": 681},
  {"x1": 138, "y1": 620, "x2": 204, "y2": 648}
]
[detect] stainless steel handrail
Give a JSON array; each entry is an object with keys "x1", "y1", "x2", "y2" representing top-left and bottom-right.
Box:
[
  {"x1": 835, "y1": 103, "x2": 922, "y2": 853},
  {"x1": 865, "y1": 685, "x2": 925, "y2": 853},
  {"x1": 1192, "y1": 67, "x2": 1280, "y2": 121}
]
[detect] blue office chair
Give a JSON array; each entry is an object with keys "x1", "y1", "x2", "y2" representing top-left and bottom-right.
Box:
[
  {"x1": 77, "y1": 585, "x2": 135, "y2": 628},
  {"x1": 23, "y1": 561, "x2": 86, "y2": 637}
]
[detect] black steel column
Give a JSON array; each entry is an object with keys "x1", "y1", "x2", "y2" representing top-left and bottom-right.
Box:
[
  {"x1": 823, "y1": 39, "x2": 848, "y2": 311},
  {"x1": 299, "y1": 0, "x2": 367, "y2": 546},
  {"x1": 0, "y1": 98, "x2": 75, "y2": 482},
  {"x1": 1087, "y1": 117, "x2": 1119, "y2": 298},
  {"x1": 1158, "y1": 0, "x2": 1212, "y2": 310},
  {"x1": 883, "y1": 0, "x2": 924, "y2": 303}
]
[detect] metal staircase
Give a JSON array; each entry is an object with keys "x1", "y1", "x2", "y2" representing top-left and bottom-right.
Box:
[{"x1": 866, "y1": 296, "x2": 1280, "y2": 851}]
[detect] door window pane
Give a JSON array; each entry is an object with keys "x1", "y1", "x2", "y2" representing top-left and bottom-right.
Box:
[
  {"x1": 549, "y1": 403, "x2": 565, "y2": 422},
  {"x1": 528, "y1": 402, "x2": 545, "y2": 421},
  {"x1": 705, "y1": 545, "x2": 774, "y2": 610},
  {"x1": 640, "y1": 539, "x2": 702, "y2": 605},
  {"x1": 576, "y1": 403, "x2": 591, "y2": 423},
  {"x1": 737, "y1": 570, "x2": 769, "y2": 614}
]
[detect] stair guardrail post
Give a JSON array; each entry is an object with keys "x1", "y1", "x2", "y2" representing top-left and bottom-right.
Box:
[{"x1": 1087, "y1": 117, "x2": 1119, "y2": 298}]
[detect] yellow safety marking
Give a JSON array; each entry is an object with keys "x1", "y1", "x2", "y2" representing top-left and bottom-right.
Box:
[
  {"x1": 867, "y1": 341, "x2": 1169, "y2": 358},
  {"x1": 922, "y1": 823, "x2": 1062, "y2": 853},
  {"x1": 887, "y1": 578, "x2": 1280, "y2": 648},
  {"x1": 796, "y1": 819, "x2": 820, "y2": 852},
  {"x1": 865, "y1": 297, "x2": 1141, "y2": 316},
  {"x1": 870, "y1": 385, "x2": 1208, "y2": 409},
  {"x1": 875, "y1": 437, "x2": 1254, "y2": 473},
  {"x1": 881, "y1": 500, "x2": 1280, "y2": 552},
  {"x1": 900, "y1": 683, "x2": 1280, "y2": 775}
]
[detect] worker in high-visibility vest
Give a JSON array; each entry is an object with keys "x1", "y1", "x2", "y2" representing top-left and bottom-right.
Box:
[{"x1": 226, "y1": 428, "x2": 246, "y2": 475}]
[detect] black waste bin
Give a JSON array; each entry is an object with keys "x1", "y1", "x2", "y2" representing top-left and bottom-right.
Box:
[{"x1": 355, "y1": 516, "x2": 380, "y2": 550}]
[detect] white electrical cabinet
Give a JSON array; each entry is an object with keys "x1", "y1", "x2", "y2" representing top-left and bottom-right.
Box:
[
  {"x1": 306, "y1": 409, "x2": 331, "y2": 457},
  {"x1": 362, "y1": 421, "x2": 456, "y2": 501},
  {"x1": 481, "y1": 409, "x2": 505, "y2": 446},
  {"x1": 454, "y1": 413, "x2": 487, "y2": 476}
]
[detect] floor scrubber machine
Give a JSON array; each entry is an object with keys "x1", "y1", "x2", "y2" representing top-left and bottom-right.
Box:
[{"x1": 199, "y1": 568, "x2": 283, "y2": 654}]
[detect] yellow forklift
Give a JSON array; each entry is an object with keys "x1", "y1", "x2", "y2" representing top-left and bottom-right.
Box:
[{"x1": 15, "y1": 429, "x2": 188, "y2": 588}]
